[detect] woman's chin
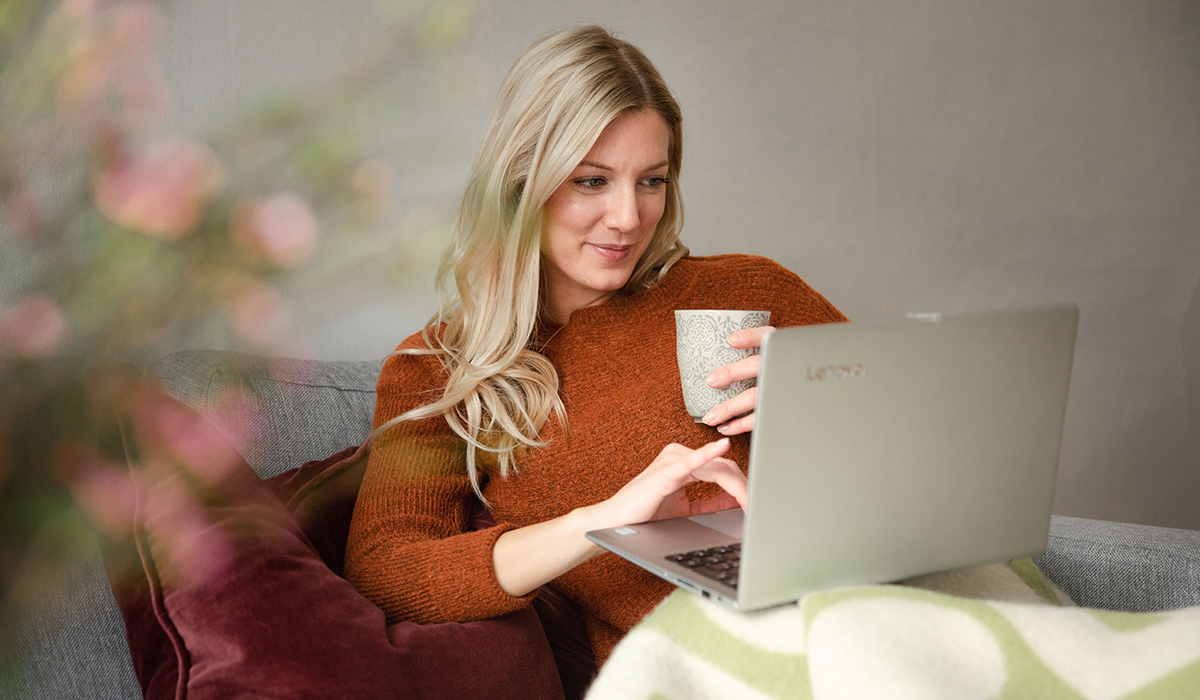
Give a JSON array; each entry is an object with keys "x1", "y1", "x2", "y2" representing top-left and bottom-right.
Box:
[{"x1": 593, "y1": 272, "x2": 635, "y2": 295}]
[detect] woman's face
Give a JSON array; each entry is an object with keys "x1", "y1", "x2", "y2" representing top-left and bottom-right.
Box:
[{"x1": 541, "y1": 109, "x2": 671, "y2": 324}]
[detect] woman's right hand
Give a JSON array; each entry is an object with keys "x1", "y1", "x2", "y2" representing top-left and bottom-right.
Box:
[
  {"x1": 586, "y1": 438, "x2": 748, "y2": 530},
  {"x1": 492, "y1": 438, "x2": 746, "y2": 597}
]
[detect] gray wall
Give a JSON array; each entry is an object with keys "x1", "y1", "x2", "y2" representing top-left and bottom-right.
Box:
[{"x1": 161, "y1": 1, "x2": 1200, "y2": 530}]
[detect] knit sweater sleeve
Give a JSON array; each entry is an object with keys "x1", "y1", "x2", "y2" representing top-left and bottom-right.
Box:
[{"x1": 344, "y1": 340, "x2": 535, "y2": 625}]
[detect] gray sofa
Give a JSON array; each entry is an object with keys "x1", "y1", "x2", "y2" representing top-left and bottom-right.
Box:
[{"x1": 5, "y1": 350, "x2": 1200, "y2": 699}]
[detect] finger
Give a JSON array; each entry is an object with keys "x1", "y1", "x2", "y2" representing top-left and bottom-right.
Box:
[
  {"x1": 614, "y1": 446, "x2": 745, "y2": 527},
  {"x1": 690, "y1": 455, "x2": 741, "y2": 476},
  {"x1": 656, "y1": 438, "x2": 732, "y2": 485},
  {"x1": 705, "y1": 353, "x2": 762, "y2": 389},
  {"x1": 691, "y1": 458, "x2": 749, "y2": 509},
  {"x1": 715, "y1": 410, "x2": 756, "y2": 437},
  {"x1": 648, "y1": 442, "x2": 713, "y2": 472},
  {"x1": 702, "y1": 386, "x2": 757, "y2": 426},
  {"x1": 683, "y1": 438, "x2": 732, "y2": 469},
  {"x1": 652, "y1": 442, "x2": 690, "y2": 462},
  {"x1": 726, "y1": 325, "x2": 775, "y2": 349}
]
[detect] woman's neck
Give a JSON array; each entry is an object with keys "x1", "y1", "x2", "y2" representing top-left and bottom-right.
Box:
[{"x1": 542, "y1": 288, "x2": 620, "y2": 325}]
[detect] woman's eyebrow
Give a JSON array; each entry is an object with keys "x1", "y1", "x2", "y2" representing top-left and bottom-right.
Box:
[
  {"x1": 575, "y1": 160, "x2": 670, "y2": 171},
  {"x1": 576, "y1": 160, "x2": 613, "y2": 171}
]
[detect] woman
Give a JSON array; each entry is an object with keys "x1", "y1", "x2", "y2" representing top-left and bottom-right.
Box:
[{"x1": 345, "y1": 26, "x2": 846, "y2": 664}]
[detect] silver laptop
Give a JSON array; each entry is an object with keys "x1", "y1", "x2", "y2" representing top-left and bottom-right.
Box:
[{"x1": 586, "y1": 305, "x2": 1079, "y2": 610}]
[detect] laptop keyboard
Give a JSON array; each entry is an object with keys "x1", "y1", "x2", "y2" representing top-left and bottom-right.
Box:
[{"x1": 665, "y1": 543, "x2": 741, "y2": 589}]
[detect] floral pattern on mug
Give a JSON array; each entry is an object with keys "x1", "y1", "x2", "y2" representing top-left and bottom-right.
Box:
[{"x1": 675, "y1": 310, "x2": 771, "y2": 421}]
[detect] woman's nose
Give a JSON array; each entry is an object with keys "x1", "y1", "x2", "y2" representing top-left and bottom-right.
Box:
[{"x1": 604, "y1": 185, "x2": 640, "y2": 232}]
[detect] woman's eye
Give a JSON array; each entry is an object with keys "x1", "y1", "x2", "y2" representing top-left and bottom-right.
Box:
[
  {"x1": 575, "y1": 177, "x2": 606, "y2": 189},
  {"x1": 641, "y1": 176, "x2": 668, "y2": 188}
]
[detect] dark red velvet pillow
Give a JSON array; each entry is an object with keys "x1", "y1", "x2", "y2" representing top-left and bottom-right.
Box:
[{"x1": 104, "y1": 384, "x2": 564, "y2": 700}]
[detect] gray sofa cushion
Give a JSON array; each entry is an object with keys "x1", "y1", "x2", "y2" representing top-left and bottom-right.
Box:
[
  {"x1": 1037, "y1": 514, "x2": 1200, "y2": 612},
  {"x1": 4, "y1": 555, "x2": 139, "y2": 700}
]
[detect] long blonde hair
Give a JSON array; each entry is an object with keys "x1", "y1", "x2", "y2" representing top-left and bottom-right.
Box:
[{"x1": 378, "y1": 26, "x2": 688, "y2": 497}]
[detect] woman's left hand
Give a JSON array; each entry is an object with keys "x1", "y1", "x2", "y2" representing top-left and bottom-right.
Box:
[{"x1": 700, "y1": 325, "x2": 775, "y2": 436}]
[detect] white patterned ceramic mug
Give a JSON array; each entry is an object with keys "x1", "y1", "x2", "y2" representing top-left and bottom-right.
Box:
[{"x1": 675, "y1": 310, "x2": 771, "y2": 422}]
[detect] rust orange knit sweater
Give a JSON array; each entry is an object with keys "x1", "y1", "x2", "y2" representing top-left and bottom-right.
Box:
[{"x1": 345, "y1": 254, "x2": 847, "y2": 664}]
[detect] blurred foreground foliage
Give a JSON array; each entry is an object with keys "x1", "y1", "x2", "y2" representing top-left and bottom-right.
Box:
[{"x1": 0, "y1": 0, "x2": 472, "y2": 683}]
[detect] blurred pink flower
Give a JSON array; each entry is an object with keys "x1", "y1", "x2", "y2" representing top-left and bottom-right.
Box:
[
  {"x1": 228, "y1": 278, "x2": 295, "y2": 347},
  {"x1": 116, "y1": 386, "x2": 245, "y2": 587},
  {"x1": 131, "y1": 388, "x2": 246, "y2": 487},
  {"x1": 54, "y1": 0, "x2": 170, "y2": 130},
  {"x1": 94, "y1": 138, "x2": 224, "y2": 240},
  {"x1": 105, "y1": 0, "x2": 162, "y2": 54},
  {"x1": 1, "y1": 295, "x2": 68, "y2": 357},
  {"x1": 231, "y1": 193, "x2": 321, "y2": 268},
  {"x1": 66, "y1": 455, "x2": 138, "y2": 538},
  {"x1": 138, "y1": 470, "x2": 234, "y2": 587},
  {"x1": 45, "y1": 0, "x2": 99, "y2": 55}
]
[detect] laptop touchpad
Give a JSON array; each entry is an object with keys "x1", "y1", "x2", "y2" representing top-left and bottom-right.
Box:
[{"x1": 687, "y1": 510, "x2": 744, "y2": 538}]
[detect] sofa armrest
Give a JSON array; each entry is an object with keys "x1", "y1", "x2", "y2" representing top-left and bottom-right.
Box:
[{"x1": 1036, "y1": 514, "x2": 1200, "y2": 612}]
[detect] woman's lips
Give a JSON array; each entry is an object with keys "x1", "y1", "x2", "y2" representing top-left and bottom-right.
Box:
[{"x1": 588, "y1": 243, "x2": 632, "y2": 261}]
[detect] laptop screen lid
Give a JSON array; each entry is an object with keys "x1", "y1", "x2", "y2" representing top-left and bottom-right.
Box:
[
  {"x1": 586, "y1": 305, "x2": 1079, "y2": 610},
  {"x1": 736, "y1": 304, "x2": 1078, "y2": 609}
]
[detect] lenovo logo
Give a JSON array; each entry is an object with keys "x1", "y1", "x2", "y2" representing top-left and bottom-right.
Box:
[{"x1": 806, "y1": 364, "x2": 866, "y2": 381}]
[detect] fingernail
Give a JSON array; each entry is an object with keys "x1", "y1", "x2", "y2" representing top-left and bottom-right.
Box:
[
  {"x1": 705, "y1": 373, "x2": 718, "y2": 387},
  {"x1": 716, "y1": 425, "x2": 731, "y2": 435},
  {"x1": 702, "y1": 411, "x2": 717, "y2": 425}
]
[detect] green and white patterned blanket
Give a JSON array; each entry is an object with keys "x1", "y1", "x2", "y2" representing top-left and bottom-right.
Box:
[{"x1": 586, "y1": 563, "x2": 1200, "y2": 700}]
